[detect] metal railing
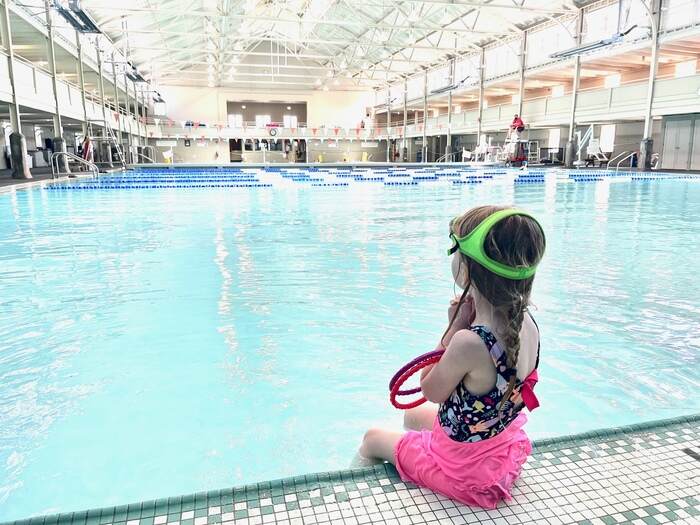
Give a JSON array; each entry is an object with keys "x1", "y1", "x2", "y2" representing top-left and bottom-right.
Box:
[
  {"x1": 614, "y1": 151, "x2": 637, "y2": 172},
  {"x1": 608, "y1": 150, "x2": 629, "y2": 168},
  {"x1": 137, "y1": 152, "x2": 155, "y2": 163},
  {"x1": 436, "y1": 151, "x2": 459, "y2": 162},
  {"x1": 50, "y1": 152, "x2": 99, "y2": 179}
]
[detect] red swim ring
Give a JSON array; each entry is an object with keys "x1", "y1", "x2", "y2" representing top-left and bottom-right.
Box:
[{"x1": 389, "y1": 350, "x2": 444, "y2": 409}]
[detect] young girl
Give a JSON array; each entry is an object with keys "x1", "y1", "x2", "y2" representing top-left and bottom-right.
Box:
[{"x1": 360, "y1": 205, "x2": 546, "y2": 509}]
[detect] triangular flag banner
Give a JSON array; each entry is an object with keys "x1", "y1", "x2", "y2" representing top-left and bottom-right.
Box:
[
  {"x1": 312, "y1": 128, "x2": 318, "y2": 136},
  {"x1": 291, "y1": 128, "x2": 297, "y2": 134},
  {"x1": 355, "y1": 128, "x2": 360, "y2": 136},
  {"x1": 333, "y1": 127, "x2": 340, "y2": 136}
]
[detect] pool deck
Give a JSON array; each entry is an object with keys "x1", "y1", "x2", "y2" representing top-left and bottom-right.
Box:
[
  {"x1": 5, "y1": 414, "x2": 698, "y2": 525},
  {"x1": 0, "y1": 171, "x2": 98, "y2": 193}
]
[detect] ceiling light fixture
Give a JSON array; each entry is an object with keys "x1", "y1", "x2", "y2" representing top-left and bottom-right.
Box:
[
  {"x1": 54, "y1": 0, "x2": 101, "y2": 33},
  {"x1": 551, "y1": 26, "x2": 637, "y2": 59}
]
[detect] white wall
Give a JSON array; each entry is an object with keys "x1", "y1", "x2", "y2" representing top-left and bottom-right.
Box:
[{"x1": 157, "y1": 86, "x2": 372, "y2": 130}]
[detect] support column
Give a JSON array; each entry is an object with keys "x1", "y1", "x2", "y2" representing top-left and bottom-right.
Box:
[
  {"x1": 477, "y1": 47, "x2": 485, "y2": 146},
  {"x1": 386, "y1": 91, "x2": 391, "y2": 162},
  {"x1": 45, "y1": 0, "x2": 69, "y2": 173},
  {"x1": 96, "y1": 38, "x2": 112, "y2": 166},
  {"x1": 422, "y1": 69, "x2": 428, "y2": 163},
  {"x1": 640, "y1": 0, "x2": 662, "y2": 170},
  {"x1": 2, "y1": 0, "x2": 31, "y2": 178},
  {"x1": 565, "y1": 9, "x2": 584, "y2": 168},
  {"x1": 446, "y1": 58, "x2": 454, "y2": 159},
  {"x1": 1, "y1": 0, "x2": 21, "y2": 133},
  {"x1": 75, "y1": 31, "x2": 88, "y2": 135},
  {"x1": 111, "y1": 52, "x2": 123, "y2": 163},
  {"x1": 124, "y1": 78, "x2": 133, "y2": 163},
  {"x1": 402, "y1": 79, "x2": 408, "y2": 162},
  {"x1": 141, "y1": 89, "x2": 149, "y2": 154},
  {"x1": 517, "y1": 32, "x2": 527, "y2": 117},
  {"x1": 133, "y1": 81, "x2": 141, "y2": 146}
]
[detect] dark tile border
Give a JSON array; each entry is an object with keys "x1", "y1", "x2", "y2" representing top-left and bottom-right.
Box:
[{"x1": 2, "y1": 412, "x2": 698, "y2": 525}]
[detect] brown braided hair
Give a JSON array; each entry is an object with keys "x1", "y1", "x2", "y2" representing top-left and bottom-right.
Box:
[{"x1": 446, "y1": 205, "x2": 545, "y2": 411}]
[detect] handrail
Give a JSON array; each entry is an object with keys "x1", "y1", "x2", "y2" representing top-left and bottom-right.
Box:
[
  {"x1": 50, "y1": 152, "x2": 99, "y2": 179},
  {"x1": 608, "y1": 150, "x2": 629, "y2": 167},
  {"x1": 615, "y1": 151, "x2": 637, "y2": 172},
  {"x1": 137, "y1": 152, "x2": 155, "y2": 163},
  {"x1": 436, "y1": 151, "x2": 459, "y2": 163}
]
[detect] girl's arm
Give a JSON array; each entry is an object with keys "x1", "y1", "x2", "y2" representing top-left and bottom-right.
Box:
[
  {"x1": 419, "y1": 296, "x2": 476, "y2": 389},
  {"x1": 420, "y1": 329, "x2": 483, "y2": 403}
]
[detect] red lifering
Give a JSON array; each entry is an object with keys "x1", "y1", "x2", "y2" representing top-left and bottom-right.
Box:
[{"x1": 389, "y1": 351, "x2": 444, "y2": 409}]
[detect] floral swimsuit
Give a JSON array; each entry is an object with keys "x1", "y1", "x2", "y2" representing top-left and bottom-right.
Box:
[{"x1": 437, "y1": 323, "x2": 540, "y2": 443}]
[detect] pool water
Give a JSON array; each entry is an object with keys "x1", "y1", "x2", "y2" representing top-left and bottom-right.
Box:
[{"x1": 1, "y1": 167, "x2": 699, "y2": 521}]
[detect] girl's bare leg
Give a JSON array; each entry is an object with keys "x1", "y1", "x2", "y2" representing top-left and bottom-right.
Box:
[
  {"x1": 403, "y1": 404, "x2": 438, "y2": 431},
  {"x1": 359, "y1": 429, "x2": 403, "y2": 463}
]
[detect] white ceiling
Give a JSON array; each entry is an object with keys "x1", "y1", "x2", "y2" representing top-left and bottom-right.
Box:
[{"x1": 82, "y1": 0, "x2": 585, "y2": 91}]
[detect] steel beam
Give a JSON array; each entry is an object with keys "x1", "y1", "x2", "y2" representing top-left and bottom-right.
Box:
[
  {"x1": 476, "y1": 47, "x2": 485, "y2": 144},
  {"x1": 44, "y1": 0, "x2": 62, "y2": 137},
  {"x1": 565, "y1": 8, "x2": 584, "y2": 168},
  {"x1": 446, "y1": 58, "x2": 454, "y2": 158},
  {"x1": 422, "y1": 69, "x2": 428, "y2": 163},
  {"x1": 76, "y1": 31, "x2": 88, "y2": 135},
  {"x1": 403, "y1": 77, "x2": 408, "y2": 161},
  {"x1": 517, "y1": 31, "x2": 527, "y2": 117},
  {"x1": 111, "y1": 51, "x2": 123, "y2": 151}
]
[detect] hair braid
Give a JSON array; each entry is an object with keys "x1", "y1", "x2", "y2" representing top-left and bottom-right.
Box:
[{"x1": 497, "y1": 294, "x2": 526, "y2": 411}]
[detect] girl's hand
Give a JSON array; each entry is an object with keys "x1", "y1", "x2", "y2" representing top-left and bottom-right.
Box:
[{"x1": 447, "y1": 294, "x2": 475, "y2": 329}]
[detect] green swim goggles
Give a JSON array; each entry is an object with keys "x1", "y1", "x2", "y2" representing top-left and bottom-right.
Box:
[{"x1": 447, "y1": 209, "x2": 544, "y2": 280}]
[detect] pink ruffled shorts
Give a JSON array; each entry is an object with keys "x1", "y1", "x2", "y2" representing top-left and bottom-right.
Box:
[{"x1": 394, "y1": 413, "x2": 531, "y2": 509}]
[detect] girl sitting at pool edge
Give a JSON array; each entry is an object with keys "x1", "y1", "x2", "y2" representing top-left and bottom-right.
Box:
[{"x1": 360, "y1": 205, "x2": 546, "y2": 509}]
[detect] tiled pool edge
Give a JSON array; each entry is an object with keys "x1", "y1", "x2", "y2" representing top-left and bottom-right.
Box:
[{"x1": 4, "y1": 413, "x2": 698, "y2": 525}]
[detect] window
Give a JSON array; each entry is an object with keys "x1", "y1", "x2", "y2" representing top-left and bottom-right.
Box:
[
  {"x1": 511, "y1": 95, "x2": 521, "y2": 105},
  {"x1": 552, "y1": 85, "x2": 565, "y2": 98},
  {"x1": 604, "y1": 74, "x2": 621, "y2": 89},
  {"x1": 548, "y1": 128, "x2": 561, "y2": 149},
  {"x1": 599, "y1": 124, "x2": 616, "y2": 153},
  {"x1": 228, "y1": 114, "x2": 243, "y2": 128},
  {"x1": 34, "y1": 126, "x2": 43, "y2": 148},
  {"x1": 255, "y1": 115, "x2": 271, "y2": 127},
  {"x1": 675, "y1": 59, "x2": 697, "y2": 78},
  {"x1": 283, "y1": 115, "x2": 298, "y2": 128},
  {"x1": 153, "y1": 101, "x2": 166, "y2": 116}
]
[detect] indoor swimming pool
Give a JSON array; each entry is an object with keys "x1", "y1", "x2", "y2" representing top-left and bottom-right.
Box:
[{"x1": 1, "y1": 167, "x2": 698, "y2": 521}]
